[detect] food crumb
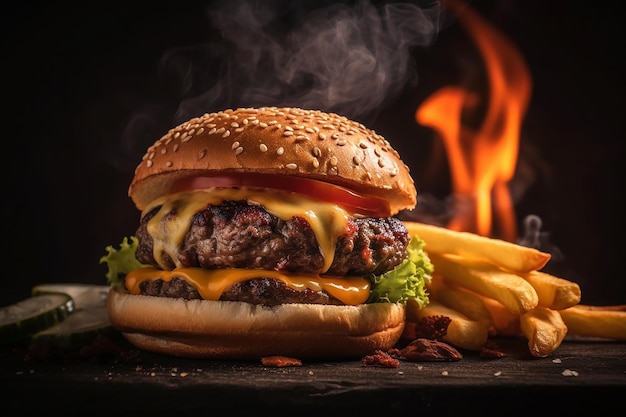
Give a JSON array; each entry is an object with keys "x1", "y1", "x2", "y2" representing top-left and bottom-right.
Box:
[
  {"x1": 441, "y1": 370, "x2": 449, "y2": 376},
  {"x1": 180, "y1": 372, "x2": 189, "y2": 377},
  {"x1": 494, "y1": 371, "x2": 502, "y2": 377},
  {"x1": 562, "y1": 369, "x2": 579, "y2": 377},
  {"x1": 308, "y1": 370, "x2": 314, "y2": 376},
  {"x1": 552, "y1": 358, "x2": 562, "y2": 364}
]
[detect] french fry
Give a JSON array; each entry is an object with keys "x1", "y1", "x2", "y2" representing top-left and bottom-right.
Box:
[
  {"x1": 558, "y1": 304, "x2": 626, "y2": 340},
  {"x1": 472, "y1": 292, "x2": 521, "y2": 336},
  {"x1": 429, "y1": 282, "x2": 493, "y2": 327},
  {"x1": 429, "y1": 253, "x2": 538, "y2": 315},
  {"x1": 523, "y1": 271, "x2": 581, "y2": 310},
  {"x1": 520, "y1": 307, "x2": 568, "y2": 357},
  {"x1": 406, "y1": 300, "x2": 489, "y2": 351},
  {"x1": 403, "y1": 221, "x2": 551, "y2": 273}
]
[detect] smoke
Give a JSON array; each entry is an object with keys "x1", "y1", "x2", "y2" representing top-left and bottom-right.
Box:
[{"x1": 161, "y1": 0, "x2": 441, "y2": 124}]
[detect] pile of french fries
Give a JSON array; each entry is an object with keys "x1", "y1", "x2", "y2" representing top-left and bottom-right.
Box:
[{"x1": 403, "y1": 221, "x2": 626, "y2": 357}]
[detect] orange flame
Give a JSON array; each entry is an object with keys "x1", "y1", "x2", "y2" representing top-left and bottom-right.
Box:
[{"x1": 416, "y1": 0, "x2": 531, "y2": 241}]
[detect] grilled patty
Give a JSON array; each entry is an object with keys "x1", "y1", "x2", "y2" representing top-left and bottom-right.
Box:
[{"x1": 134, "y1": 200, "x2": 410, "y2": 304}]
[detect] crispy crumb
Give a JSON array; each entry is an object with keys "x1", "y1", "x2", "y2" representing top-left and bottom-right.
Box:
[{"x1": 261, "y1": 355, "x2": 302, "y2": 367}]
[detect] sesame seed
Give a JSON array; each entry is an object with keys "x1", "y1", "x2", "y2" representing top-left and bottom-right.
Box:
[
  {"x1": 260, "y1": 122, "x2": 268, "y2": 128},
  {"x1": 173, "y1": 143, "x2": 179, "y2": 152},
  {"x1": 222, "y1": 130, "x2": 231, "y2": 138},
  {"x1": 283, "y1": 131, "x2": 294, "y2": 137},
  {"x1": 318, "y1": 133, "x2": 326, "y2": 140},
  {"x1": 146, "y1": 160, "x2": 153, "y2": 168},
  {"x1": 286, "y1": 163, "x2": 298, "y2": 169},
  {"x1": 352, "y1": 156, "x2": 361, "y2": 165},
  {"x1": 235, "y1": 146, "x2": 244, "y2": 155},
  {"x1": 197, "y1": 127, "x2": 205, "y2": 135},
  {"x1": 331, "y1": 133, "x2": 340, "y2": 140},
  {"x1": 305, "y1": 127, "x2": 315, "y2": 134},
  {"x1": 277, "y1": 147, "x2": 284, "y2": 155},
  {"x1": 216, "y1": 127, "x2": 225, "y2": 135},
  {"x1": 235, "y1": 127, "x2": 245, "y2": 132},
  {"x1": 359, "y1": 142, "x2": 368, "y2": 149},
  {"x1": 312, "y1": 147, "x2": 322, "y2": 157},
  {"x1": 336, "y1": 139, "x2": 346, "y2": 146},
  {"x1": 160, "y1": 147, "x2": 167, "y2": 154},
  {"x1": 231, "y1": 141, "x2": 240, "y2": 150},
  {"x1": 285, "y1": 126, "x2": 294, "y2": 131},
  {"x1": 330, "y1": 156, "x2": 338, "y2": 166},
  {"x1": 198, "y1": 149, "x2": 207, "y2": 160},
  {"x1": 378, "y1": 158, "x2": 385, "y2": 167},
  {"x1": 312, "y1": 157, "x2": 320, "y2": 168},
  {"x1": 231, "y1": 122, "x2": 240, "y2": 128},
  {"x1": 259, "y1": 144, "x2": 268, "y2": 152},
  {"x1": 209, "y1": 127, "x2": 217, "y2": 135},
  {"x1": 165, "y1": 161, "x2": 173, "y2": 167}
]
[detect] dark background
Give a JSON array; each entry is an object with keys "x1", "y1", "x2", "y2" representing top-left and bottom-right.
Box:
[{"x1": 3, "y1": 0, "x2": 624, "y2": 306}]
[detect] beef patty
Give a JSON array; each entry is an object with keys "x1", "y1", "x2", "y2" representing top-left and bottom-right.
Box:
[{"x1": 134, "y1": 200, "x2": 410, "y2": 304}]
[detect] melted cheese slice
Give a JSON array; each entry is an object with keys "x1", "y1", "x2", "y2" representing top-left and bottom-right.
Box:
[
  {"x1": 126, "y1": 267, "x2": 370, "y2": 306},
  {"x1": 143, "y1": 188, "x2": 350, "y2": 273}
]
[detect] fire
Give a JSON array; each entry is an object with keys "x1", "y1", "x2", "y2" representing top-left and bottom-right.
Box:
[{"x1": 416, "y1": 0, "x2": 531, "y2": 241}]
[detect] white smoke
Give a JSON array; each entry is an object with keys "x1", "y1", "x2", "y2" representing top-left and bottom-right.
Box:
[{"x1": 160, "y1": 0, "x2": 441, "y2": 124}]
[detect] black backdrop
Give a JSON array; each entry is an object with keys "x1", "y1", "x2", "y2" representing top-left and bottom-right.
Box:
[{"x1": 4, "y1": 0, "x2": 624, "y2": 306}]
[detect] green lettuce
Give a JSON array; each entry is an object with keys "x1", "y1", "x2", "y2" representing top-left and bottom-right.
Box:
[
  {"x1": 99, "y1": 236, "x2": 148, "y2": 290},
  {"x1": 366, "y1": 235, "x2": 433, "y2": 306}
]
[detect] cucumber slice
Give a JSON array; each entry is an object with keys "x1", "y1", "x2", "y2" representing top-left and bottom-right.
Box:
[
  {"x1": 29, "y1": 284, "x2": 115, "y2": 347},
  {"x1": 31, "y1": 283, "x2": 109, "y2": 309},
  {"x1": 0, "y1": 294, "x2": 74, "y2": 343},
  {"x1": 31, "y1": 305, "x2": 113, "y2": 348}
]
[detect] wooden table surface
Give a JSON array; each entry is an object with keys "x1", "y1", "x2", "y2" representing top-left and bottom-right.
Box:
[{"x1": 2, "y1": 335, "x2": 624, "y2": 415}]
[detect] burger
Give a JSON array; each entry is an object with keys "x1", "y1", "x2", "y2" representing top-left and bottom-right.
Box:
[{"x1": 101, "y1": 107, "x2": 433, "y2": 360}]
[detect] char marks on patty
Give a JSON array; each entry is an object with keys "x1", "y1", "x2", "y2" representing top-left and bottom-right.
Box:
[{"x1": 135, "y1": 201, "x2": 409, "y2": 276}]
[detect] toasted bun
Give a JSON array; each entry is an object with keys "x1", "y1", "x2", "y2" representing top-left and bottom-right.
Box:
[
  {"x1": 129, "y1": 107, "x2": 416, "y2": 216},
  {"x1": 107, "y1": 288, "x2": 405, "y2": 360}
]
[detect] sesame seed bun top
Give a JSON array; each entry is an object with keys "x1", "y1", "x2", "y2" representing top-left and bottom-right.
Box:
[{"x1": 128, "y1": 107, "x2": 417, "y2": 216}]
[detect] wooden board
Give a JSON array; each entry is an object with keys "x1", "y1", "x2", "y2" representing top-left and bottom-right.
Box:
[{"x1": 1, "y1": 336, "x2": 624, "y2": 414}]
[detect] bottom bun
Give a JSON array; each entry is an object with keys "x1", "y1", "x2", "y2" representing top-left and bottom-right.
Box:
[{"x1": 107, "y1": 289, "x2": 405, "y2": 359}]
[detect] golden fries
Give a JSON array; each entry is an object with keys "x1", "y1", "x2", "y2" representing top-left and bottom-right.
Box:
[
  {"x1": 523, "y1": 271, "x2": 581, "y2": 310},
  {"x1": 403, "y1": 221, "x2": 551, "y2": 273},
  {"x1": 402, "y1": 220, "x2": 623, "y2": 358},
  {"x1": 472, "y1": 292, "x2": 521, "y2": 337},
  {"x1": 428, "y1": 281, "x2": 493, "y2": 327},
  {"x1": 429, "y1": 253, "x2": 538, "y2": 315},
  {"x1": 406, "y1": 300, "x2": 489, "y2": 351},
  {"x1": 558, "y1": 305, "x2": 626, "y2": 340},
  {"x1": 520, "y1": 307, "x2": 568, "y2": 357}
]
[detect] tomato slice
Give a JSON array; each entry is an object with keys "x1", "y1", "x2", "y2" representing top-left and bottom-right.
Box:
[{"x1": 171, "y1": 173, "x2": 391, "y2": 217}]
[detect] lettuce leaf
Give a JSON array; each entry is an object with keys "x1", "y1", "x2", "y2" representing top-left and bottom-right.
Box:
[
  {"x1": 366, "y1": 235, "x2": 433, "y2": 306},
  {"x1": 99, "y1": 236, "x2": 148, "y2": 290}
]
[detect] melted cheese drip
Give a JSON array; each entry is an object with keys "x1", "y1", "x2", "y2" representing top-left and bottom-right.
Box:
[
  {"x1": 143, "y1": 188, "x2": 350, "y2": 273},
  {"x1": 126, "y1": 267, "x2": 370, "y2": 306}
]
